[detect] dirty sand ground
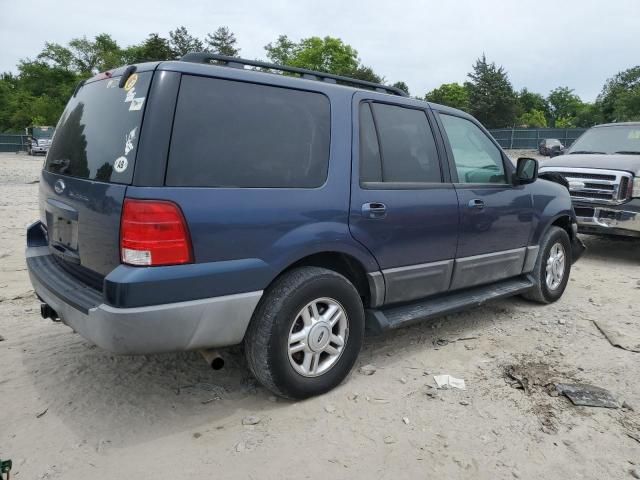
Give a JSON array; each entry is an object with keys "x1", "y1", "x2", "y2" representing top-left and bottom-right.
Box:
[{"x1": 1, "y1": 151, "x2": 639, "y2": 479}]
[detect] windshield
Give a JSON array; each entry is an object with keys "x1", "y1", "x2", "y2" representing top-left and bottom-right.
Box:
[
  {"x1": 45, "y1": 71, "x2": 152, "y2": 183},
  {"x1": 568, "y1": 125, "x2": 640, "y2": 155}
]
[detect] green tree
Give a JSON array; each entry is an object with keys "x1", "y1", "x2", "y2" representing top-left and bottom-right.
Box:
[
  {"x1": 391, "y1": 81, "x2": 409, "y2": 95},
  {"x1": 123, "y1": 33, "x2": 173, "y2": 63},
  {"x1": 169, "y1": 26, "x2": 204, "y2": 58},
  {"x1": 597, "y1": 66, "x2": 640, "y2": 122},
  {"x1": 67, "y1": 34, "x2": 123, "y2": 74},
  {"x1": 547, "y1": 86, "x2": 582, "y2": 126},
  {"x1": 425, "y1": 82, "x2": 470, "y2": 111},
  {"x1": 206, "y1": 26, "x2": 240, "y2": 56},
  {"x1": 264, "y1": 35, "x2": 387, "y2": 89},
  {"x1": 465, "y1": 55, "x2": 517, "y2": 128},
  {"x1": 517, "y1": 109, "x2": 547, "y2": 127},
  {"x1": 350, "y1": 65, "x2": 382, "y2": 83}
]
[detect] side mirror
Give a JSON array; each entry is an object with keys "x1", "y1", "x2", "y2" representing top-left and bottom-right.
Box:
[{"x1": 515, "y1": 157, "x2": 538, "y2": 185}]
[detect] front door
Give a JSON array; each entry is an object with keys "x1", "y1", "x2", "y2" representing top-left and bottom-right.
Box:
[
  {"x1": 349, "y1": 95, "x2": 460, "y2": 305},
  {"x1": 436, "y1": 112, "x2": 534, "y2": 290}
]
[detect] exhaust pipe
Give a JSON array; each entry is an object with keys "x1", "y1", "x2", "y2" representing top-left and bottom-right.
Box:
[
  {"x1": 200, "y1": 349, "x2": 225, "y2": 370},
  {"x1": 40, "y1": 303, "x2": 59, "y2": 321}
]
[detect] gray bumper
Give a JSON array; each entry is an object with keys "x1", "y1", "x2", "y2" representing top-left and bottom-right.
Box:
[
  {"x1": 28, "y1": 248, "x2": 262, "y2": 354},
  {"x1": 576, "y1": 205, "x2": 640, "y2": 237}
]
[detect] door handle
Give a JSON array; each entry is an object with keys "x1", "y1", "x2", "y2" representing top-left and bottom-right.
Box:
[
  {"x1": 468, "y1": 199, "x2": 485, "y2": 210},
  {"x1": 362, "y1": 202, "x2": 387, "y2": 218}
]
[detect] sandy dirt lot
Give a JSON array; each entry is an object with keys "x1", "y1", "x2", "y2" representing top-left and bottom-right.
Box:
[{"x1": 1, "y1": 151, "x2": 639, "y2": 479}]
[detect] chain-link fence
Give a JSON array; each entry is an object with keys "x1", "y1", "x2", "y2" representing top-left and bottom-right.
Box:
[
  {"x1": 0, "y1": 134, "x2": 28, "y2": 153},
  {"x1": 488, "y1": 128, "x2": 587, "y2": 150}
]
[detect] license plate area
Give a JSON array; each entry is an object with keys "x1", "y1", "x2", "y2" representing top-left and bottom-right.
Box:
[{"x1": 51, "y1": 215, "x2": 78, "y2": 250}]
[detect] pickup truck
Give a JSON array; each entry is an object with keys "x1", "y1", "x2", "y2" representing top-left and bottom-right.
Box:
[{"x1": 540, "y1": 122, "x2": 640, "y2": 238}]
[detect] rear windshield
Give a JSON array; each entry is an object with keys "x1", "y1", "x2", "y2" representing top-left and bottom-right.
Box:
[{"x1": 45, "y1": 71, "x2": 152, "y2": 183}]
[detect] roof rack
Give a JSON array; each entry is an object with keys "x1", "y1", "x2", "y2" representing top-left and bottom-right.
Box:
[{"x1": 180, "y1": 53, "x2": 407, "y2": 97}]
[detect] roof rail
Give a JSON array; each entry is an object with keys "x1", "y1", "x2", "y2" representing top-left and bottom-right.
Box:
[{"x1": 180, "y1": 53, "x2": 408, "y2": 97}]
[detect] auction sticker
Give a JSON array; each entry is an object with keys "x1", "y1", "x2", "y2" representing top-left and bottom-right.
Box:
[
  {"x1": 129, "y1": 97, "x2": 145, "y2": 111},
  {"x1": 124, "y1": 73, "x2": 138, "y2": 91},
  {"x1": 113, "y1": 156, "x2": 128, "y2": 173}
]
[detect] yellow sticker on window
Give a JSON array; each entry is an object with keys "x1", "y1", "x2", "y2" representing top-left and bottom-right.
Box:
[
  {"x1": 124, "y1": 73, "x2": 138, "y2": 91},
  {"x1": 628, "y1": 130, "x2": 640, "y2": 139}
]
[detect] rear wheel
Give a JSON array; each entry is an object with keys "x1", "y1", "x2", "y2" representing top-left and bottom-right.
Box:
[
  {"x1": 522, "y1": 226, "x2": 571, "y2": 304},
  {"x1": 244, "y1": 266, "x2": 365, "y2": 399}
]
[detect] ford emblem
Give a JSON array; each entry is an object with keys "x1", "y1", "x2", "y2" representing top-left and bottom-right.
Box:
[{"x1": 54, "y1": 179, "x2": 65, "y2": 194}]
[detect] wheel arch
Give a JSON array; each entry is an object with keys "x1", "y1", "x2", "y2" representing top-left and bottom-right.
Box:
[{"x1": 272, "y1": 251, "x2": 382, "y2": 308}]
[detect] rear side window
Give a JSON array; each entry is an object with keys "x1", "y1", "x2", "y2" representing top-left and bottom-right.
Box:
[
  {"x1": 359, "y1": 102, "x2": 441, "y2": 184},
  {"x1": 46, "y1": 72, "x2": 152, "y2": 183},
  {"x1": 166, "y1": 76, "x2": 330, "y2": 188}
]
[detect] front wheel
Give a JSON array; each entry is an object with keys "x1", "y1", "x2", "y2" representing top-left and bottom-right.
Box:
[
  {"x1": 522, "y1": 226, "x2": 571, "y2": 304},
  {"x1": 244, "y1": 267, "x2": 365, "y2": 399}
]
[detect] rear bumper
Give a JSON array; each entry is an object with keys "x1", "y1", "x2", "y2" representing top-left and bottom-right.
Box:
[
  {"x1": 26, "y1": 223, "x2": 262, "y2": 354},
  {"x1": 574, "y1": 201, "x2": 640, "y2": 237}
]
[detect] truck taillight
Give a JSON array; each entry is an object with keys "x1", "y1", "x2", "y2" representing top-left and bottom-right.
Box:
[{"x1": 120, "y1": 199, "x2": 193, "y2": 266}]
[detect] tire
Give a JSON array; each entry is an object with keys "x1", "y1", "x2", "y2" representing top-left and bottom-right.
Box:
[
  {"x1": 244, "y1": 266, "x2": 365, "y2": 399},
  {"x1": 522, "y1": 226, "x2": 571, "y2": 304}
]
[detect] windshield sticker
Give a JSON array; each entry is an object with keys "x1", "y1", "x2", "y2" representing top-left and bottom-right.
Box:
[
  {"x1": 124, "y1": 73, "x2": 138, "y2": 91},
  {"x1": 107, "y1": 79, "x2": 116, "y2": 88},
  {"x1": 124, "y1": 87, "x2": 136, "y2": 103},
  {"x1": 113, "y1": 156, "x2": 128, "y2": 173},
  {"x1": 124, "y1": 127, "x2": 137, "y2": 155},
  {"x1": 628, "y1": 130, "x2": 640, "y2": 140},
  {"x1": 129, "y1": 97, "x2": 145, "y2": 111}
]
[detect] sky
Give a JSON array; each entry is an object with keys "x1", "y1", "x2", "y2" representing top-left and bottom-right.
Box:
[{"x1": 1, "y1": 0, "x2": 638, "y2": 102}]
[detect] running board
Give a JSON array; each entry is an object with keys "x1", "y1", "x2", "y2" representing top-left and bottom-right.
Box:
[{"x1": 366, "y1": 276, "x2": 534, "y2": 332}]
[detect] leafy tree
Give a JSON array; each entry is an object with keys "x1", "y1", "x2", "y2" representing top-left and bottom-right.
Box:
[
  {"x1": 169, "y1": 26, "x2": 204, "y2": 58},
  {"x1": 351, "y1": 65, "x2": 382, "y2": 83},
  {"x1": 597, "y1": 66, "x2": 640, "y2": 122},
  {"x1": 425, "y1": 82, "x2": 470, "y2": 111},
  {"x1": 123, "y1": 33, "x2": 173, "y2": 63},
  {"x1": 517, "y1": 88, "x2": 550, "y2": 122},
  {"x1": 264, "y1": 35, "x2": 387, "y2": 90},
  {"x1": 573, "y1": 103, "x2": 602, "y2": 127},
  {"x1": 391, "y1": 81, "x2": 409, "y2": 95},
  {"x1": 264, "y1": 35, "x2": 296, "y2": 65},
  {"x1": 66, "y1": 34, "x2": 123, "y2": 74},
  {"x1": 517, "y1": 109, "x2": 547, "y2": 127},
  {"x1": 206, "y1": 26, "x2": 240, "y2": 57},
  {"x1": 465, "y1": 55, "x2": 517, "y2": 128},
  {"x1": 547, "y1": 86, "x2": 582, "y2": 126}
]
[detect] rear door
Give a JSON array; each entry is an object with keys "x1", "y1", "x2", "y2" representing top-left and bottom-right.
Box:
[
  {"x1": 40, "y1": 69, "x2": 156, "y2": 277},
  {"x1": 435, "y1": 111, "x2": 534, "y2": 290},
  {"x1": 349, "y1": 94, "x2": 459, "y2": 305}
]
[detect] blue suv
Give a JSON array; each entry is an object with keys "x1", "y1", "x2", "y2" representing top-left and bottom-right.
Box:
[{"x1": 26, "y1": 54, "x2": 584, "y2": 398}]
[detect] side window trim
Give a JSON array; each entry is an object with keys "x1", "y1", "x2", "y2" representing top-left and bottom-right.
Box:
[
  {"x1": 358, "y1": 99, "x2": 447, "y2": 189},
  {"x1": 435, "y1": 111, "x2": 513, "y2": 186}
]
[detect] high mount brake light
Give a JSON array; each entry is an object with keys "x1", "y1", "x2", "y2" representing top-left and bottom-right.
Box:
[{"x1": 120, "y1": 199, "x2": 193, "y2": 266}]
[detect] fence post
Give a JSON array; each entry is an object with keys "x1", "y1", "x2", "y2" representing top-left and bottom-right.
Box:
[{"x1": 510, "y1": 127, "x2": 514, "y2": 149}]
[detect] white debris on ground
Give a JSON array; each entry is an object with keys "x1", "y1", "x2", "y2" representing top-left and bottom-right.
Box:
[{"x1": 1, "y1": 151, "x2": 640, "y2": 479}]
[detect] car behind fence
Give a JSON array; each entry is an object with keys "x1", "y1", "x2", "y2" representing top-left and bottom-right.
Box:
[{"x1": 488, "y1": 128, "x2": 587, "y2": 149}]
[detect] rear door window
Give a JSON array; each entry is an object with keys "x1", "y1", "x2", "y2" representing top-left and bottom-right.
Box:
[
  {"x1": 45, "y1": 72, "x2": 152, "y2": 184},
  {"x1": 166, "y1": 76, "x2": 331, "y2": 188},
  {"x1": 360, "y1": 102, "x2": 441, "y2": 184}
]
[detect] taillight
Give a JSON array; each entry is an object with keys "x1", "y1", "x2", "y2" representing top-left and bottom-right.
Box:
[{"x1": 120, "y1": 199, "x2": 193, "y2": 266}]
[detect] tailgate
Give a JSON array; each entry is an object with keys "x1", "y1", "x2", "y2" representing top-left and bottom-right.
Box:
[{"x1": 40, "y1": 70, "x2": 153, "y2": 277}]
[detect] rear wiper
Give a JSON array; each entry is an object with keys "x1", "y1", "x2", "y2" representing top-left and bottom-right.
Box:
[
  {"x1": 613, "y1": 150, "x2": 640, "y2": 155},
  {"x1": 569, "y1": 150, "x2": 605, "y2": 154}
]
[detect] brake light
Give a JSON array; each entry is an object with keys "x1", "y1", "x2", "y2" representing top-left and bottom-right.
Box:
[{"x1": 120, "y1": 199, "x2": 193, "y2": 266}]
